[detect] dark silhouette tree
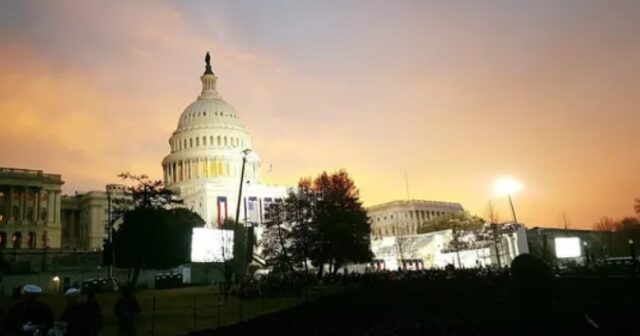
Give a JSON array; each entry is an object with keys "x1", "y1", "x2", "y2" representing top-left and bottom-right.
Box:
[
  {"x1": 220, "y1": 219, "x2": 248, "y2": 288},
  {"x1": 112, "y1": 173, "x2": 204, "y2": 288},
  {"x1": 309, "y1": 171, "x2": 372, "y2": 275},
  {"x1": 262, "y1": 170, "x2": 372, "y2": 277}
]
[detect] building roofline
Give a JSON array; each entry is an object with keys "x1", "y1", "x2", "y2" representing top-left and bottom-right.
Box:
[
  {"x1": 0, "y1": 167, "x2": 64, "y2": 185},
  {"x1": 366, "y1": 199, "x2": 463, "y2": 210}
]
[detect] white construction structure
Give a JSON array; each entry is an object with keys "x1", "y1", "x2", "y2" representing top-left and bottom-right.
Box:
[{"x1": 370, "y1": 225, "x2": 529, "y2": 270}]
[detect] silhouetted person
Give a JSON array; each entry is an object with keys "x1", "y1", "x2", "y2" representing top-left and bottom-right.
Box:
[
  {"x1": 3, "y1": 285, "x2": 54, "y2": 336},
  {"x1": 114, "y1": 286, "x2": 141, "y2": 336},
  {"x1": 511, "y1": 254, "x2": 555, "y2": 335},
  {"x1": 84, "y1": 288, "x2": 103, "y2": 335},
  {"x1": 60, "y1": 288, "x2": 93, "y2": 336}
]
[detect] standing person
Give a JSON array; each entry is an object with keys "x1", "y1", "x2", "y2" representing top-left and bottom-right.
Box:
[
  {"x1": 59, "y1": 288, "x2": 88, "y2": 336},
  {"x1": 3, "y1": 284, "x2": 54, "y2": 336},
  {"x1": 83, "y1": 288, "x2": 103, "y2": 336},
  {"x1": 114, "y1": 286, "x2": 141, "y2": 336}
]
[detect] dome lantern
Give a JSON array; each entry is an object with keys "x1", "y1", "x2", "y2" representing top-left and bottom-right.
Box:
[{"x1": 199, "y1": 52, "x2": 219, "y2": 99}]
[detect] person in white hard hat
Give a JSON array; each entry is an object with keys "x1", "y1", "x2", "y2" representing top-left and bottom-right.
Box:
[
  {"x1": 3, "y1": 284, "x2": 54, "y2": 335},
  {"x1": 59, "y1": 287, "x2": 91, "y2": 336}
]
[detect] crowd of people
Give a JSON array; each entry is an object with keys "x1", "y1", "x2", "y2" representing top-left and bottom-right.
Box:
[{"x1": 0, "y1": 284, "x2": 140, "y2": 336}]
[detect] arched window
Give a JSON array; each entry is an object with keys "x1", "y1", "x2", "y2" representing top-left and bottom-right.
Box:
[
  {"x1": 224, "y1": 136, "x2": 228, "y2": 146},
  {"x1": 217, "y1": 136, "x2": 221, "y2": 145},
  {"x1": 28, "y1": 232, "x2": 36, "y2": 248},
  {"x1": 210, "y1": 136, "x2": 214, "y2": 146},
  {"x1": 27, "y1": 207, "x2": 34, "y2": 221},
  {"x1": 189, "y1": 138, "x2": 193, "y2": 148},
  {"x1": 0, "y1": 232, "x2": 6, "y2": 248},
  {"x1": 196, "y1": 137, "x2": 200, "y2": 147},
  {"x1": 203, "y1": 136, "x2": 206, "y2": 146},
  {"x1": 12, "y1": 232, "x2": 21, "y2": 248},
  {"x1": 183, "y1": 139, "x2": 187, "y2": 149}
]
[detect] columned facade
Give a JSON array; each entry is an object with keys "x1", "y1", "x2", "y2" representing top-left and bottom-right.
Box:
[{"x1": 0, "y1": 168, "x2": 64, "y2": 248}]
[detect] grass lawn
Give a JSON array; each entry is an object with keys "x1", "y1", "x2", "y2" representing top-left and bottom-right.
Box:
[{"x1": 1, "y1": 286, "x2": 308, "y2": 336}]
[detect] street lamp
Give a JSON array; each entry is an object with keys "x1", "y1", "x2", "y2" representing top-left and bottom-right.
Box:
[
  {"x1": 235, "y1": 149, "x2": 251, "y2": 224},
  {"x1": 583, "y1": 241, "x2": 589, "y2": 265},
  {"x1": 493, "y1": 177, "x2": 522, "y2": 224}
]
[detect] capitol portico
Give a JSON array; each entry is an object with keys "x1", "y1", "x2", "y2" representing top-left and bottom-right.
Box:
[{"x1": 162, "y1": 53, "x2": 287, "y2": 227}]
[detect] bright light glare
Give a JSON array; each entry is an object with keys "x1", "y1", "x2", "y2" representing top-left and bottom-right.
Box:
[
  {"x1": 555, "y1": 237, "x2": 581, "y2": 258},
  {"x1": 493, "y1": 177, "x2": 523, "y2": 196},
  {"x1": 191, "y1": 228, "x2": 234, "y2": 263}
]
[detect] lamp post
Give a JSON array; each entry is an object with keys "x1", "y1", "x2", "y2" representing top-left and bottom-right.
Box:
[
  {"x1": 235, "y1": 149, "x2": 251, "y2": 224},
  {"x1": 493, "y1": 177, "x2": 522, "y2": 224},
  {"x1": 507, "y1": 194, "x2": 518, "y2": 225},
  {"x1": 107, "y1": 190, "x2": 113, "y2": 282},
  {"x1": 629, "y1": 239, "x2": 636, "y2": 278},
  {"x1": 583, "y1": 241, "x2": 589, "y2": 266}
]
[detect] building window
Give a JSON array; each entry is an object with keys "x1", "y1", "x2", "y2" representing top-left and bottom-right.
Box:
[
  {"x1": 27, "y1": 207, "x2": 34, "y2": 221},
  {"x1": 210, "y1": 136, "x2": 214, "y2": 145},
  {"x1": 189, "y1": 138, "x2": 193, "y2": 148},
  {"x1": 12, "y1": 232, "x2": 21, "y2": 248},
  {"x1": 224, "y1": 136, "x2": 228, "y2": 146},
  {"x1": 196, "y1": 137, "x2": 200, "y2": 146},
  {"x1": 11, "y1": 206, "x2": 18, "y2": 221},
  {"x1": 0, "y1": 232, "x2": 6, "y2": 248},
  {"x1": 203, "y1": 136, "x2": 206, "y2": 146},
  {"x1": 217, "y1": 136, "x2": 221, "y2": 145},
  {"x1": 28, "y1": 232, "x2": 36, "y2": 248},
  {"x1": 183, "y1": 139, "x2": 187, "y2": 149}
]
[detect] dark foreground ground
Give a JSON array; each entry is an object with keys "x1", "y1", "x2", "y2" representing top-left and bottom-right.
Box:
[{"x1": 189, "y1": 274, "x2": 640, "y2": 336}]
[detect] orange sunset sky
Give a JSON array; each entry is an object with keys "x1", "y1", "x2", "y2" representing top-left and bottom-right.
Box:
[{"x1": 1, "y1": 1, "x2": 639, "y2": 229}]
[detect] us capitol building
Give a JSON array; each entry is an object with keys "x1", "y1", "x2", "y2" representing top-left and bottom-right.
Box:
[
  {"x1": 0, "y1": 53, "x2": 463, "y2": 253},
  {"x1": 161, "y1": 53, "x2": 287, "y2": 227}
]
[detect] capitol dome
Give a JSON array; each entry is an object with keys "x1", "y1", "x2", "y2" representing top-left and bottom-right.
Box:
[{"x1": 162, "y1": 52, "x2": 261, "y2": 191}]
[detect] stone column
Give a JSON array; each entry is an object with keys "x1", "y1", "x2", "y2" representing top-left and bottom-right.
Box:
[
  {"x1": 47, "y1": 190, "x2": 54, "y2": 224},
  {"x1": 34, "y1": 188, "x2": 40, "y2": 223},
  {"x1": 54, "y1": 191, "x2": 60, "y2": 225},
  {"x1": 20, "y1": 186, "x2": 26, "y2": 222},
  {"x1": 8, "y1": 185, "x2": 13, "y2": 222}
]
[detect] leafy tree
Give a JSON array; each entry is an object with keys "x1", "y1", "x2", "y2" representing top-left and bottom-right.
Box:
[
  {"x1": 308, "y1": 171, "x2": 372, "y2": 275},
  {"x1": 417, "y1": 210, "x2": 484, "y2": 235},
  {"x1": 262, "y1": 200, "x2": 295, "y2": 273},
  {"x1": 221, "y1": 219, "x2": 248, "y2": 284},
  {"x1": 635, "y1": 197, "x2": 640, "y2": 217},
  {"x1": 262, "y1": 170, "x2": 372, "y2": 277},
  {"x1": 593, "y1": 216, "x2": 616, "y2": 257},
  {"x1": 112, "y1": 173, "x2": 204, "y2": 288},
  {"x1": 614, "y1": 217, "x2": 640, "y2": 256}
]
